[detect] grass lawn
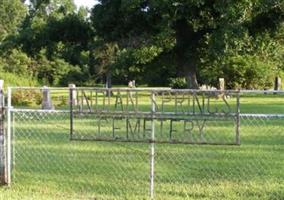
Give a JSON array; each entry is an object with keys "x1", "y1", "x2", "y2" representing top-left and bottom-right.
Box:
[{"x1": 0, "y1": 91, "x2": 284, "y2": 200}]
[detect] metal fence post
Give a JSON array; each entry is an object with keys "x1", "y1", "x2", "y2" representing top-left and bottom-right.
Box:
[
  {"x1": 69, "y1": 87, "x2": 74, "y2": 140},
  {"x1": 236, "y1": 90, "x2": 240, "y2": 145},
  {"x1": 0, "y1": 80, "x2": 4, "y2": 184},
  {"x1": 150, "y1": 92, "x2": 156, "y2": 199},
  {"x1": 6, "y1": 87, "x2": 12, "y2": 185}
]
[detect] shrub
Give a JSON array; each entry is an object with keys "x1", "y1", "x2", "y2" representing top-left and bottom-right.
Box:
[
  {"x1": 0, "y1": 72, "x2": 38, "y2": 87},
  {"x1": 1, "y1": 49, "x2": 34, "y2": 75},
  {"x1": 12, "y1": 90, "x2": 42, "y2": 107},
  {"x1": 0, "y1": 72, "x2": 40, "y2": 106},
  {"x1": 222, "y1": 55, "x2": 275, "y2": 89},
  {"x1": 168, "y1": 77, "x2": 187, "y2": 89}
]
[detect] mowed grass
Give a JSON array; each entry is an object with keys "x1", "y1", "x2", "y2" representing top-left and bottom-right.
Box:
[{"x1": 0, "y1": 93, "x2": 284, "y2": 200}]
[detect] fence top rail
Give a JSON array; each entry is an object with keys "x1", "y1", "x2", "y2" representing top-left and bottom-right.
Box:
[
  {"x1": 240, "y1": 113, "x2": 284, "y2": 118},
  {"x1": 7, "y1": 86, "x2": 242, "y2": 93},
  {"x1": 7, "y1": 86, "x2": 284, "y2": 94},
  {"x1": 239, "y1": 90, "x2": 284, "y2": 94},
  {"x1": 8, "y1": 87, "x2": 69, "y2": 90},
  {"x1": 9, "y1": 109, "x2": 284, "y2": 118},
  {"x1": 10, "y1": 108, "x2": 70, "y2": 113}
]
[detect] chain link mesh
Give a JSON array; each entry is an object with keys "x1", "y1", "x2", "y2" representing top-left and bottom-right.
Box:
[
  {"x1": 12, "y1": 111, "x2": 149, "y2": 199},
  {"x1": 5, "y1": 88, "x2": 284, "y2": 199},
  {"x1": 155, "y1": 115, "x2": 284, "y2": 199},
  {"x1": 10, "y1": 110, "x2": 284, "y2": 199}
]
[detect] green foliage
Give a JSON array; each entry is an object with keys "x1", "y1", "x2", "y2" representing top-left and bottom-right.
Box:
[
  {"x1": 0, "y1": 0, "x2": 283, "y2": 89},
  {"x1": 0, "y1": 47, "x2": 84, "y2": 86},
  {"x1": 200, "y1": 30, "x2": 284, "y2": 89},
  {"x1": 132, "y1": 46, "x2": 163, "y2": 65},
  {"x1": 0, "y1": 71, "x2": 38, "y2": 87},
  {"x1": 223, "y1": 56, "x2": 275, "y2": 89},
  {"x1": 0, "y1": 49, "x2": 35, "y2": 75},
  {"x1": 0, "y1": 0, "x2": 27, "y2": 42},
  {"x1": 36, "y1": 49, "x2": 80, "y2": 86},
  {"x1": 11, "y1": 90, "x2": 42, "y2": 106},
  {"x1": 93, "y1": 42, "x2": 119, "y2": 75},
  {"x1": 45, "y1": 14, "x2": 92, "y2": 49},
  {"x1": 0, "y1": 1, "x2": 93, "y2": 87},
  {"x1": 92, "y1": 0, "x2": 284, "y2": 89},
  {"x1": 169, "y1": 77, "x2": 187, "y2": 89}
]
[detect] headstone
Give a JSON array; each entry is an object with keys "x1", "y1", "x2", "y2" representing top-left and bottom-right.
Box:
[
  {"x1": 128, "y1": 80, "x2": 133, "y2": 88},
  {"x1": 274, "y1": 77, "x2": 282, "y2": 91},
  {"x1": 219, "y1": 78, "x2": 225, "y2": 90},
  {"x1": 42, "y1": 86, "x2": 53, "y2": 110},
  {"x1": 69, "y1": 84, "x2": 77, "y2": 106}
]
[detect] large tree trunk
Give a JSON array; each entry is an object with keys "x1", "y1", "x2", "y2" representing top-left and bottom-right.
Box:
[
  {"x1": 185, "y1": 64, "x2": 199, "y2": 89},
  {"x1": 88, "y1": 45, "x2": 97, "y2": 76},
  {"x1": 175, "y1": 18, "x2": 199, "y2": 89},
  {"x1": 106, "y1": 70, "x2": 113, "y2": 96},
  {"x1": 106, "y1": 71, "x2": 112, "y2": 89}
]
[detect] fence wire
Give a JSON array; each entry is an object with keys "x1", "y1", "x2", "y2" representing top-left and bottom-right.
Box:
[
  {"x1": 10, "y1": 110, "x2": 284, "y2": 200},
  {"x1": 155, "y1": 115, "x2": 284, "y2": 200},
  {"x1": 12, "y1": 111, "x2": 149, "y2": 200},
  {"x1": 4, "y1": 88, "x2": 284, "y2": 199}
]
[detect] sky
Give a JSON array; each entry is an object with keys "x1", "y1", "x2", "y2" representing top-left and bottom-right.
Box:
[
  {"x1": 74, "y1": 0, "x2": 98, "y2": 9},
  {"x1": 25, "y1": 0, "x2": 99, "y2": 9}
]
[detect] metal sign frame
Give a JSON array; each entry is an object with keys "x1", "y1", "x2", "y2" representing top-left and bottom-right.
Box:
[{"x1": 69, "y1": 88, "x2": 240, "y2": 145}]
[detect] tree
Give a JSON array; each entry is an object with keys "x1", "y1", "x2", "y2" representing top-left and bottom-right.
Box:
[
  {"x1": 93, "y1": 42, "x2": 119, "y2": 89},
  {"x1": 0, "y1": 0, "x2": 26, "y2": 42},
  {"x1": 1, "y1": 0, "x2": 94, "y2": 86},
  {"x1": 91, "y1": 0, "x2": 284, "y2": 88},
  {"x1": 17, "y1": 0, "x2": 79, "y2": 56}
]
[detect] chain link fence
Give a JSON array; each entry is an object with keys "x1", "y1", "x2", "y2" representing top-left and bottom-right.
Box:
[
  {"x1": 12, "y1": 110, "x2": 149, "y2": 199},
  {"x1": 4, "y1": 88, "x2": 284, "y2": 199},
  {"x1": 155, "y1": 115, "x2": 284, "y2": 199}
]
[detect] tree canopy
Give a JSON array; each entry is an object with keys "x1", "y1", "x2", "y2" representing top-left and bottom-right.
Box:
[
  {"x1": 92, "y1": 0, "x2": 284, "y2": 88},
  {"x1": 0, "y1": 0, "x2": 26, "y2": 42}
]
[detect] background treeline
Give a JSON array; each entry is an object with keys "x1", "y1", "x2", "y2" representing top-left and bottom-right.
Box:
[{"x1": 0, "y1": 0, "x2": 283, "y2": 89}]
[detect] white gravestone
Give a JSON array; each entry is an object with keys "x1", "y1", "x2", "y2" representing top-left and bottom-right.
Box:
[{"x1": 42, "y1": 86, "x2": 53, "y2": 110}]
